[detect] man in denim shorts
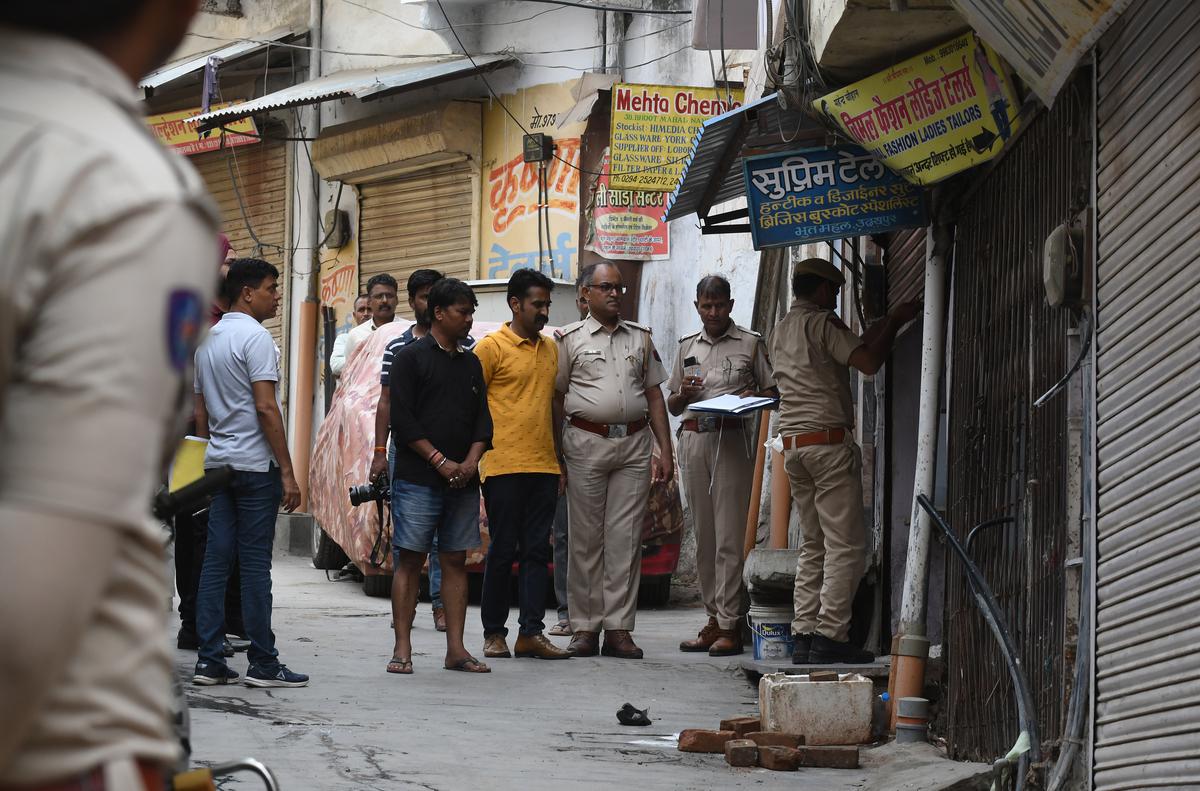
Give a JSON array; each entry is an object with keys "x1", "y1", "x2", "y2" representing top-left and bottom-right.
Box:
[{"x1": 385, "y1": 278, "x2": 493, "y2": 674}]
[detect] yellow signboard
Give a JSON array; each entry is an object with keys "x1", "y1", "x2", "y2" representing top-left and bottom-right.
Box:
[
  {"x1": 610, "y1": 83, "x2": 743, "y2": 191},
  {"x1": 145, "y1": 104, "x2": 258, "y2": 157},
  {"x1": 813, "y1": 33, "x2": 1021, "y2": 185}
]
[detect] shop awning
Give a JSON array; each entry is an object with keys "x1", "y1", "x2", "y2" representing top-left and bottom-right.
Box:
[
  {"x1": 188, "y1": 55, "x2": 514, "y2": 132},
  {"x1": 662, "y1": 92, "x2": 825, "y2": 229},
  {"x1": 139, "y1": 27, "x2": 304, "y2": 95}
]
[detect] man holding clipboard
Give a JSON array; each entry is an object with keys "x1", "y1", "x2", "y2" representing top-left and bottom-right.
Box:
[{"x1": 668, "y1": 276, "x2": 777, "y2": 656}]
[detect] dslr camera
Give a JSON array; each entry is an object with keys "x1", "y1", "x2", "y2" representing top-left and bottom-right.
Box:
[{"x1": 349, "y1": 476, "x2": 389, "y2": 507}]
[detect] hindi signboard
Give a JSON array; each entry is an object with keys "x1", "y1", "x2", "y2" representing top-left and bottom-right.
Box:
[
  {"x1": 610, "y1": 83, "x2": 743, "y2": 192},
  {"x1": 813, "y1": 33, "x2": 1021, "y2": 186},
  {"x1": 584, "y1": 148, "x2": 670, "y2": 261},
  {"x1": 146, "y1": 104, "x2": 258, "y2": 156},
  {"x1": 950, "y1": 0, "x2": 1132, "y2": 105},
  {"x1": 742, "y1": 146, "x2": 927, "y2": 250}
]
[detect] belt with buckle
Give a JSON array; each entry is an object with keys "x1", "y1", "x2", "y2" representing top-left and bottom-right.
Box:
[
  {"x1": 569, "y1": 415, "x2": 648, "y2": 438},
  {"x1": 1, "y1": 761, "x2": 165, "y2": 791},
  {"x1": 780, "y1": 428, "x2": 847, "y2": 449},
  {"x1": 681, "y1": 416, "x2": 747, "y2": 433}
]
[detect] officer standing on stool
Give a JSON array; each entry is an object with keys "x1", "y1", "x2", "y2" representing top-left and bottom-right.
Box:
[
  {"x1": 771, "y1": 258, "x2": 919, "y2": 664},
  {"x1": 554, "y1": 262, "x2": 673, "y2": 660},
  {"x1": 669, "y1": 275, "x2": 777, "y2": 657}
]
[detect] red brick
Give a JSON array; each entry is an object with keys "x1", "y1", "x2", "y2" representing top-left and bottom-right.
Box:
[
  {"x1": 757, "y1": 746, "x2": 802, "y2": 771},
  {"x1": 809, "y1": 670, "x2": 840, "y2": 682},
  {"x1": 746, "y1": 731, "x2": 804, "y2": 748},
  {"x1": 719, "y1": 716, "x2": 761, "y2": 737},
  {"x1": 724, "y1": 738, "x2": 758, "y2": 767},
  {"x1": 798, "y1": 745, "x2": 860, "y2": 769},
  {"x1": 678, "y1": 729, "x2": 736, "y2": 753}
]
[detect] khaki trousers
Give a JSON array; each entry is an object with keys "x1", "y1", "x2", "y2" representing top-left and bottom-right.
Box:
[
  {"x1": 783, "y1": 437, "x2": 865, "y2": 642},
  {"x1": 562, "y1": 423, "x2": 652, "y2": 632},
  {"x1": 678, "y1": 425, "x2": 755, "y2": 630}
]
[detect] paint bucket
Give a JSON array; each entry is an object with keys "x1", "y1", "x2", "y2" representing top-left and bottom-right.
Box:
[{"x1": 748, "y1": 604, "x2": 794, "y2": 661}]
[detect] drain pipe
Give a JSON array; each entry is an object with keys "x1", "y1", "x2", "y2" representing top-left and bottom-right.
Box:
[{"x1": 887, "y1": 222, "x2": 950, "y2": 727}]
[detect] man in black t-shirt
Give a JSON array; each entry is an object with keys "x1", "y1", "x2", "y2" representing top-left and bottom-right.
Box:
[{"x1": 385, "y1": 278, "x2": 493, "y2": 675}]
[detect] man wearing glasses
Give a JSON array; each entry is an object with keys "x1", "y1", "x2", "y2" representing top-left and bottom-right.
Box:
[{"x1": 553, "y1": 263, "x2": 673, "y2": 660}]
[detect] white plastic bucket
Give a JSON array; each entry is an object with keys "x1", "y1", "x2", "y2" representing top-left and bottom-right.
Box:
[{"x1": 748, "y1": 604, "x2": 794, "y2": 661}]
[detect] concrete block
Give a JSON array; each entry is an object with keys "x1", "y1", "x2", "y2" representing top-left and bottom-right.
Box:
[
  {"x1": 719, "y1": 716, "x2": 761, "y2": 737},
  {"x1": 275, "y1": 512, "x2": 314, "y2": 559},
  {"x1": 744, "y1": 548, "x2": 801, "y2": 599},
  {"x1": 798, "y1": 745, "x2": 860, "y2": 769},
  {"x1": 746, "y1": 731, "x2": 804, "y2": 749},
  {"x1": 757, "y1": 746, "x2": 802, "y2": 771},
  {"x1": 724, "y1": 739, "x2": 758, "y2": 767},
  {"x1": 758, "y1": 671, "x2": 873, "y2": 745},
  {"x1": 678, "y1": 729, "x2": 735, "y2": 753}
]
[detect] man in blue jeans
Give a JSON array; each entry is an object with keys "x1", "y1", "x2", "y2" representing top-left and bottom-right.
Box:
[
  {"x1": 386, "y1": 278, "x2": 493, "y2": 674},
  {"x1": 192, "y1": 258, "x2": 308, "y2": 688}
]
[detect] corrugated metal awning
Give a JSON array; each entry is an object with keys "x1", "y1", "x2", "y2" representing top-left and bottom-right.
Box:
[
  {"x1": 662, "y1": 92, "x2": 825, "y2": 223},
  {"x1": 188, "y1": 55, "x2": 514, "y2": 132},
  {"x1": 139, "y1": 27, "x2": 303, "y2": 94}
]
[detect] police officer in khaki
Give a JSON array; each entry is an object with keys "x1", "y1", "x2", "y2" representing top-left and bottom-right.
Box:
[
  {"x1": 668, "y1": 276, "x2": 777, "y2": 657},
  {"x1": 554, "y1": 262, "x2": 673, "y2": 660},
  {"x1": 770, "y1": 258, "x2": 919, "y2": 664}
]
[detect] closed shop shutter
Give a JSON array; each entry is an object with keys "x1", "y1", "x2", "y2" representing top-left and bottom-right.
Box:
[
  {"x1": 357, "y1": 162, "x2": 475, "y2": 318},
  {"x1": 1093, "y1": 2, "x2": 1200, "y2": 788},
  {"x1": 193, "y1": 137, "x2": 290, "y2": 379},
  {"x1": 882, "y1": 228, "x2": 925, "y2": 311}
]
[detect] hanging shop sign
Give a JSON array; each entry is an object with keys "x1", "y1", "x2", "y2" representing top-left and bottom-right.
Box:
[
  {"x1": 584, "y1": 148, "x2": 670, "y2": 261},
  {"x1": 742, "y1": 146, "x2": 927, "y2": 250},
  {"x1": 610, "y1": 83, "x2": 744, "y2": 192},
  {"x1": 813, "y1": 33, "x2": 1021, "y2": 186},
  {"x1": 949, "y1": 0, "x2": 1132, "y2": 105},
  {"x1": 482, "y1": 80, "x2": 582, "y2": 280},
  {"x1": 145, "y1": 104, "x2": 258, "y2": 156}
]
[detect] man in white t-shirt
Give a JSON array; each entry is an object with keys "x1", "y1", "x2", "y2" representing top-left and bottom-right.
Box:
[
  {"x1": 328, "y1": 292, "x2": 371, "y2": 377},
  {"x1": 342, "y1": 273, "x2": 398, "y2": 373},
  {"x1": 193, "y1": 258, "x2": 308, "y2": 688}
]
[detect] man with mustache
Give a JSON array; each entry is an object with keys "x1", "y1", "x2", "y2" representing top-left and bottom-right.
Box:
[
  {"x1": 475, "y1": 269, "x2": 572, "y2": 660},
  {"x1": 554, "y1": 263, "x2": 673, "y2": 659}
]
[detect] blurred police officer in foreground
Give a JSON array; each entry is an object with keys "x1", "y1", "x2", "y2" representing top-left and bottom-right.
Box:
[
  {"x1": 0, "y1": 1, "x2": 216, "y2": 787},
  {"x1": 770, "y1": 258, "x2": 919, "y2": 665}
]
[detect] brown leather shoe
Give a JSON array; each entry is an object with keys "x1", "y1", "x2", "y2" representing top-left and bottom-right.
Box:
[
  {"x1": 514, "y1": 633, "x2": 573, "y2": 660},
  {"x1": 432, "y1": 606, "x2": 447, "y2": 633},
  {"x1": 567, "y1": 631, "x2": 599, "y2": 657},
  {"x1": 679, "y1": 616, "x2": 720, "y2": 652},
  {"x1": 708, "y1": 628, "x2": 744, "y2": 657},
  {"x1": 483, "y1": 633, "x2": 511, "y2": 658},
  {"x1": 601, "y1": 629, "x2": 644, "y2": 659}
]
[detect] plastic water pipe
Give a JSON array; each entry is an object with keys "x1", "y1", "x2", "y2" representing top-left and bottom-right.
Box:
[{"x1": 888, "y1": 224, "x2": 948, "y2": 726}]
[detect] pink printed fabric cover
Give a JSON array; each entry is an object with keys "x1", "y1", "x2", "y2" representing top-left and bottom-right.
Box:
[{"x1": 308, "y1": 320, "x2": 684, "y2": 579}]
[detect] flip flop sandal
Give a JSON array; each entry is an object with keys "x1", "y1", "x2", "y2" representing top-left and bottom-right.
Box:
[
  {"x1": 444, "y1": 656, "x2": 491, "y2": 673},
  {"x1": 386, "y1": 657, "x2": 413, "y2": 674}
]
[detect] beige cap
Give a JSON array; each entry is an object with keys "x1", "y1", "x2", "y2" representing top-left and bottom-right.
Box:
[{"x1": 793, "y1": 257, "x2": 845, "y2": 287}]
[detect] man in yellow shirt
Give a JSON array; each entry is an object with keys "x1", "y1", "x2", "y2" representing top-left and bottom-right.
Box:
[{"x1": 475, "y1": 269, "x2": 572, "y2": 660}]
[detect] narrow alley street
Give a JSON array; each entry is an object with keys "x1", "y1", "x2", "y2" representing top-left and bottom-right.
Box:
[{"x1": 177, "y1": 556, "x2": 986, "y2": 791}]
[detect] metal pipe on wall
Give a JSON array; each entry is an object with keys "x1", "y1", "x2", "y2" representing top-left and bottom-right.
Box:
[{"x1": 888, "y1": 221, "x2": 949, "y2": 725}]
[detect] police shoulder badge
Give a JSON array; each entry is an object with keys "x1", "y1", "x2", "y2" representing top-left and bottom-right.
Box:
[{"x1": 166, "y1": 289, "x2": 204, "y2": 372}]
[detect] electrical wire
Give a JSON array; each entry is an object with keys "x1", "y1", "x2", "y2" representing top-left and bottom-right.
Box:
[
  {"x1": 514, "y1": 43, "x2": 690, "y2": 71},
  {"x1": 513, "y1": 0, "x2": 691, "y2": 14},
  {"x1": 337, "y1": 0, "x2": 564, "y2": 31},
  {"x1": 435, "y1": 0, "x2": 693, "y2": 179}
]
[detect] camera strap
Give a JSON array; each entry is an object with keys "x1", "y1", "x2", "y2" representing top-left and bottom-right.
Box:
[{"x1": 368, "y1": 496, "x2": 390, "y2": 569}]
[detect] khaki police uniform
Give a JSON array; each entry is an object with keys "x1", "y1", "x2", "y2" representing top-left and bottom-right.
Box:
[
  {"x1": 0, "y1": 30, "x2": 218, "y2": 785},
  {"x1": 667, "y1": 323, "x2": 775, "y2": 630},
  {"x1": 555, "y1": 315, "x2": 668, "y2": 632},
  {"x1": 769, "y1": 298, "x2": 867, "y2": 643}
]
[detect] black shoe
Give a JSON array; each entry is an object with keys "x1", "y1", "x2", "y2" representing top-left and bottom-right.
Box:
[
  {"x1": 808, "y1": 634, "x2": 875, "y2": 664},
  {"x1": 221, "y1": 639, "x2": 236, "y2": 658},
  {"x1": 177, "y1": 631, "x2": 200, "y2": 651},
  {"x1": 791, "y1": 633, "x2": 814, "y2": 664}
]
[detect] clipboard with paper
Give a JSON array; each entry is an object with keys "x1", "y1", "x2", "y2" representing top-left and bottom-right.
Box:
[
  {"x1": 688, "y1": 393, "x2": 778, "y2": 415},
  {"x1": 169, "y1": 436, "x2": 209, "y2": 492}
]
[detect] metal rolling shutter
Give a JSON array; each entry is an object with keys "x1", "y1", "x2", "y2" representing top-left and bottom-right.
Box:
[
  {"x1": 882, "y1": 228, "x2": 926, "y2": 311},
  {"x1": 358, "y1": 162, "x2": 474, "y2": 319},
  {"x1": 193, "y1": 137, "x2": 290, "y2": 355},
  {"x1": 1093, "y1": 2, "x2": 1200, "y2": 788}
]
